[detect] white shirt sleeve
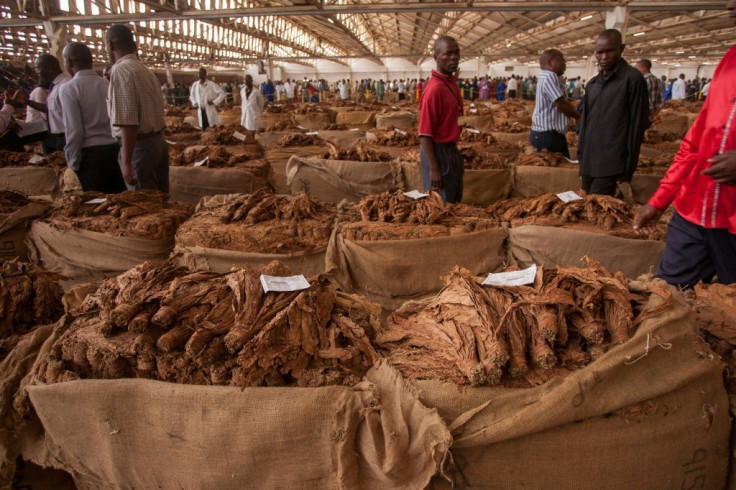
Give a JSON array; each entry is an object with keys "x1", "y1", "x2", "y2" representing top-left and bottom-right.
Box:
[{"x1": 58, "y1": 84, "x2": 83, "y2": 170}]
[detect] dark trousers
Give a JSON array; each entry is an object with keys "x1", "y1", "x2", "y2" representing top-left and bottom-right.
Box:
[
  {"x1": 125, "y1": 133, "x2": 169, "y2": 193},
  {"x1": 420, "y1": 142, "x2": 464, "y2": 203},
  {"x1": 529, "y1": 130, "x2": 570, "y2": 158},
  {"x1": 200, "y1": 109, "x2": 210, "y2": 130},
  {"x1": 581, "y1": 174, "x2": 620, "y2": 196},
  {"x1": 75, "y1": 143, "x2": 126, "y2": 193},
  {"x1": 508, "y1": 90, "x2": 517, "y2": 99},
  {"x1": 657, "y1": 211, "x2": 736, "y2": 289},
  {"x1": 42, "y1": 133, "x2": 65, "y2": 154}
]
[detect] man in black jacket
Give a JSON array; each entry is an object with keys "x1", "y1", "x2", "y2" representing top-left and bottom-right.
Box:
[{"x1": 578, "y1": 29, "x2": 650, "y2": 195}]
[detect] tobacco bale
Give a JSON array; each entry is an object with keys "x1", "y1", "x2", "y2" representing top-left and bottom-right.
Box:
[
  {"x1": 515, "y1": 149, "x2": 572, "y2": 168},
  {"x1": 175, "y1": 188, "x2": 336, "y2": 254},
  {"x1": 199, "y1": 125, "x2": 255, "y2": 146},
  {"x1": 0, "y1": 150, "x2": 66, "y2": 170},
  {"x1": 44, "y1": 190, "x2": 193, "y2": 240},
  {"x1": 486, "y1": 193, "x2": 666, "y2": 240},
  {"x1": 269, "y1": 133, "x2": 326, "y2": 149},
  {"x1": 365, "y1": 127, "x2": 420, "y2": 147},
  {"x1": 0, "y1": 191, "x2": 31, "y2": 214},
  {"x1": 34, "y1": 261, "x2": 381, "y2": 388},
  {"x1": 0, "y1": 260, "x2": 63, "y2": 360},
  {"x1": 493, "y1": 121, "x2": 530, "y2": 133},
  {"x1": 378, "y1": 261, "x2": 633, "y2": 387}
]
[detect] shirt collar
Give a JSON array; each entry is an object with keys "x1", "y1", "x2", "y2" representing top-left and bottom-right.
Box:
[
  {"x1": 431, "y1": 69, "x2": 457, "y2": 83},
  {"x1": 598, "y1": 57, "x2": 629, "y2": 82},
  {"x1": 53, "y1": 73, "x2": 69, "y2": 85},
  {"x1": 115, "y1": 53, "x2": 138, "y2": 65},
  {"x1": 73, "y1": 69, "x2": 97, "y2": 78}
]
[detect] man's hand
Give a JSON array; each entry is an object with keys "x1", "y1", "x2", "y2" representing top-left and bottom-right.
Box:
[
  {"x1": 633, "y1": 204, "x2": 662, "y2": 236},
  {"x1": 703, "y1": 151, "x2": 736, "y2": 185},
  {"x1": 429, "y1": 165, "x2": 443, "y2": 190},
  {"x1": 121, "y1": 161, "x2": 138, "y2": 187},
  {"x1": 6, "y1": 89, "x2": 26, "y2": 108},
  {"x1": 207, "y1": 100, "x2": 214, "y2": 105}
]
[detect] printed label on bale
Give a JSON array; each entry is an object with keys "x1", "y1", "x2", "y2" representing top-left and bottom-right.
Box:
[
  {"x1": 260, "y1": 274, "x2": 311, "y2": 293},
  {"x1": 233, "y1": 131, "x2": 247, "y2": 142},
  {"x1": 350, "y1": 128, "x2": 361, "y2": 131},
  {"x1": 403, "y1": 190, "x2": 430, "y2": 200},
  {"x1": 85, "y1": 198, "x2": 107, "y2": 205},
  {"x1": 166, "y1": 140, "x2": 176, "y2": 145},
  {"x1": 194, "y1": 157, "x2": 209, "y2": 167},
  {"x1": 482, "y1": 264, "x2": 537, "y2": 287},
  {"x1": 305, "y1": 131, "x2": 319, "y2": 136},
  {"x1": 465, "y1": 128, "x2": 480, "y2": 134},
  {"x1": 28, "y1": 155, "x2": 44, "y2": 164},
  {"x1": 396, "y1": 129, "x2": 407, "y2": 136},
  {"x1": 556, "y1": 191, "x2": 584, "y2": 203}
]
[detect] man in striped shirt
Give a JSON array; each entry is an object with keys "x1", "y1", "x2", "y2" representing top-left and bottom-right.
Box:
[
  {"x1": 530, "y1": 49, "x2": 580, "y2": 158},
  {"x1": 635, "y1": 59, "x2": 663, "y2": 116}
]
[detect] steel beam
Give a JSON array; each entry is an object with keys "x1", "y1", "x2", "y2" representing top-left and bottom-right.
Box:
[{"x1": 0, "y1": 1, "x2": 726, "y2": 28}]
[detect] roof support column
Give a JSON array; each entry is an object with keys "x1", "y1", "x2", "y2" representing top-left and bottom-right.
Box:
[
  {"x1": 42, "y1": 20, "x2": 68, "y2": 68},
  {"x1": 605, "y1": 6, "x2": 630, "y2": 40}
]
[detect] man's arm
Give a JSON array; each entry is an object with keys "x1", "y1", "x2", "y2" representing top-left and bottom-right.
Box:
[
  {"x1": 59, "y1": 86, "x2": 83, "y2": 170},
  {"x1": 554, "y1": 96, "x2": 581, "y2": 120},
  {"x1": 189, "y1": 83, "x2": 198, "y2": 108},
  {"x1": 622, "y1": 74, "x2": 650, "y2": 182},
  {"x1": 419, "y1": 136, "x2": 442, "y2": 189},
  {"x1": 0, "y1": 101, "x2": 15, "y2": 134},
  {"x1": 119, "y1": 125, "x2": 139, "y2": 187},
  {"x1": 211, "y1": 84, "x2": 226, "y2": 106}
]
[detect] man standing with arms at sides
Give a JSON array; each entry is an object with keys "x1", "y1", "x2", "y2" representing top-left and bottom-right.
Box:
[
  {"x1": 671, "y1": 73, "x2": 687, "y2": 100},
  {"x1": 59, "y1": 42, "x2": 125, "y2": 193},
  {"x1": 530, "y1": 49, "x2": 581, "y2": 158},
  {"x1": 636, "y1": 59, "x2": 663, "y2": 118},
  {"x1": 418, "y1": 36, "x2": 464, "y2": 203},
  {"x1": 634, "y1": 0, "x2": 736, "y2": 289},
  {"x1": 507, "y1": 75, "x2": 518, "y2": 99},
  {"x1": 338, "y1": 79, "x2": 349, "y2": 101},
  {"x1": 578, "y1": 29, "x2": 649, "y2": 195},
  {"x1": 190, "y1": 67, "x2": 225, "y2": 130},
  {"x1": 24, "y1": 54, "x2": 71, "y2": 153},
  {"x1": 240, "y1": 74, "x2": 264, "y2": 131},
  {"x1": 284, "y1": 78, "x2": 295, "y2": 104},
  {"x1": 106, "y1": 24, "x2": 168, "y2": 192}
]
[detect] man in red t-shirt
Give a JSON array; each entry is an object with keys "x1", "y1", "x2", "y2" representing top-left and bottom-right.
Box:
[
  {"x1": 633, "y1": 0, "x2": 736, "y2": 288},
  {"x1": 418, "y1": 36, "x2": 464, "y2": 202}
]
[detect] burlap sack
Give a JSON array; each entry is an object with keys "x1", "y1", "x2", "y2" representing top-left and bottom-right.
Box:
[
  {"x1": 318, "y1": 130, "x2": 366, "y2": 148},
  {"x1": 25, "y1": 362, "x2": 451, "y2": 489},
  {"x1": 400, "y1": 163, "x2": 511, "y2": 205},
  {"x1": 172, "y1": 245, "x2": 327, "y2": 276},
  {"x1": 169, "y1": 166, "x2": 268, "y2": 205},
  {"x1": 491, "y1": 131, "x2": 530, "y2": 145},
  {"x1": 265, "y1": 146, "x2": 329, "y2": 194},
  {"x1": 26, "y1": 222, "x2": 175, "y2": 282},
  {"x1": 512, "y1": 166, "x2": 581, "y2": 198},
  {"x1": 293, "y1": 113, "x2": 335, "y2": 130},
  {"x1": 0, "y1": 324, "x2": 55, "y2": 488},
  {"x1": 326, "y1": 227, "x2": 508, "y2": 310},
  {"x1": 255, "y1": 131, "x2": 295, "y2": 148},
  {"x1": 463, "y1": 169, "x2": 512, "y2": 206},
  {"x1": 376, "y1": 112, "x2": 415, "y2": 129},
  {"x1": 287, "y1": 156, "x2": 402, "y2": 203},
  {"x1": 459, "y1": 114, "x2": 494, "y2": 131},
  {"x1": 260, "y1": 112, "x2": 293, "y2": 130},
  {"x1": 0, "y1": 201, "x2": 46, "y2": 261},
  {"x1": 0, "y1": 168, "x2": 59, "y2": 198},
  {"x1": 631, "y1": 173, "x2": 663, "y2": 204},
  {"x1": 336, "y1": 111, "x2": 376, "y2": 130},
  {"x1": 219, "y1": 110, "x2": 241, "y2": 127},
  {"x1": 508, "y1": 225, "x2": 665, "y2": 279},
  {"x1": 183, "y1": 115, "x2": 198, "y2": 127},
  {"x1": 416, "y1": 287, "x2": 729, "y2": 489}
]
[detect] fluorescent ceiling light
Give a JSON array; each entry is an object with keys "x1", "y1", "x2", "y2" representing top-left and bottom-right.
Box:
[{"x1": 581, "y1": 15, "x2": 593, "y2": 21}]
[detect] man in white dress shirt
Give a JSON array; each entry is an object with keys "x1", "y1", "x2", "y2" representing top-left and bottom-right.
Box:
[
  {"x1": 671, "y1": 73, "x2": 687, "y2": 100},
  {"x1": 189, "y1": 67, "x2": 225, "y2": 129},
  {"x1": 24, "y1": 54, "x2": 71, "y2": 153},
  {"x1": 240, "y1": 74, "x2": 264, "y2": 131},
  {"x1": 59, "y1": 42, "x2": 125, "y2": 193}
]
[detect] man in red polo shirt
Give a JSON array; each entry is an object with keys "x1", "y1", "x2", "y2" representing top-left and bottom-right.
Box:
[
  {"x1": 633, "y1": 0, "x2": 736, "y2": 288},
  {"x1": 418, "y1": 36, "x2": 464, "y2": 203}
]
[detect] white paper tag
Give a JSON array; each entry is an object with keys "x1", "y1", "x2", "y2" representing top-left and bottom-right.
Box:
[
  {"x1": 305, "y1": 131, "x2": 319, "y2": 136},
  {"x1": 465, "y1": 128, "x2": 480, "y2": 134},
  {"x1": 403, "y1": 190, "x2": 429, "y2": 199},
  {"x1": 350, "y1": 128, "x2": 360, "y2": 131},
  {"x1": 28, "y1": 155, "x2": 44, "y2": 164},
  {"x1": 470, "y1": 109, "x2": 478, "y2": 114},
  {"x1": 85, "y1": 198, "x2": 107, "y2": 205},
  {"x1": 482, "y1": 264, "x2": 537, "y2": 287},
  {"x1": 194, "y1": 157, "x2": 208, "y2": 167},
  {"x1": 233, "y1": 131, "x2": 246, "y2": 141},
  {"x1": 296, "y1": 125, "x2": 306, "y2": 130},
  {"x1": 396, "y1": 129, "x2": 407, "y2": 136},
  {"x1": 564, "y1": 157, "x2": 579, "y2": 164},
  {"x1": 260, "y1": 274, "x2": 311, "y2": 293},
  {"x1": 556, "y1": 190, "x2": 584, "y2": 203},
  {"x1": 166, "y1": 140, "x2": 176, "y2": 145},
  {"x1": 391, "y1": 106, "x2": 398, "y2": 110}
]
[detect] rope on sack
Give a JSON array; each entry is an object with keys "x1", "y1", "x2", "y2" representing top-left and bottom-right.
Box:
[{"x1": 624, "y1": 332, "x2": 673, "y2": 365}]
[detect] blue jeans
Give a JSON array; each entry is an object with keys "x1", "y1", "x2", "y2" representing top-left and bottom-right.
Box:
[{"x1": 529, "y1": 130, "x2": 570, "y2": 158}]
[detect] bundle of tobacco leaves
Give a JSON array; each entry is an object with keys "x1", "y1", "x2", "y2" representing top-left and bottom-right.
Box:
[
  {"x1": 493, "y1": 121, "x2": 529, "y2": 133},
  {"x1": 377, "y1": 261, "x2": 633, "y2": 387},
  {"x1": 0, "y1": 150, "x2": 65, "y2": 169},
  {"x1": 516, "y1": 149, "x2": 572, "y2": 167},
  {"x1": 338, "y1": 190, "x2": 493, "y2": 241},
  {"x1": 0, "y1": 259, "x2": 63, "y2": 360},
  {"x1": 176, "y1": 188, "x2": 336, "y2": 254},
  {"x1": 36, "y1": 261, "x2": 380, "y2": 388},
  {"x1": 323, "y1": 142, "x2": 393, "y2": 162},
  {"x1": 270, "y1": 133, "x2": 326, "y2": 148},
  {"x1": 293, "y1": 106, "x2": 336, "y2": 116},
  {"x1": 367, "y1": 127, "x2": 421, "y2": 146},
  {"x1": 45, "y1": 190, "x2": 193, "y2": 240},
  {"x1": 200, "y1": 126, "x2": 256, "y2": 145},
  {"x1": 486, "y1": 193, "x2": 665, "y2": 239},
  {"x1": 0, "y1": 191, "x2": 31, "y2": 214}
]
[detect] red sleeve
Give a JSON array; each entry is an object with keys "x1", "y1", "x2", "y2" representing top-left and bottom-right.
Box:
[
  {"x1": 418, "y1": 83, "x2": 440, "y2": 138},
  {"x1": 648, "y1": 98, "x2": 708, "y2": 210}
]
